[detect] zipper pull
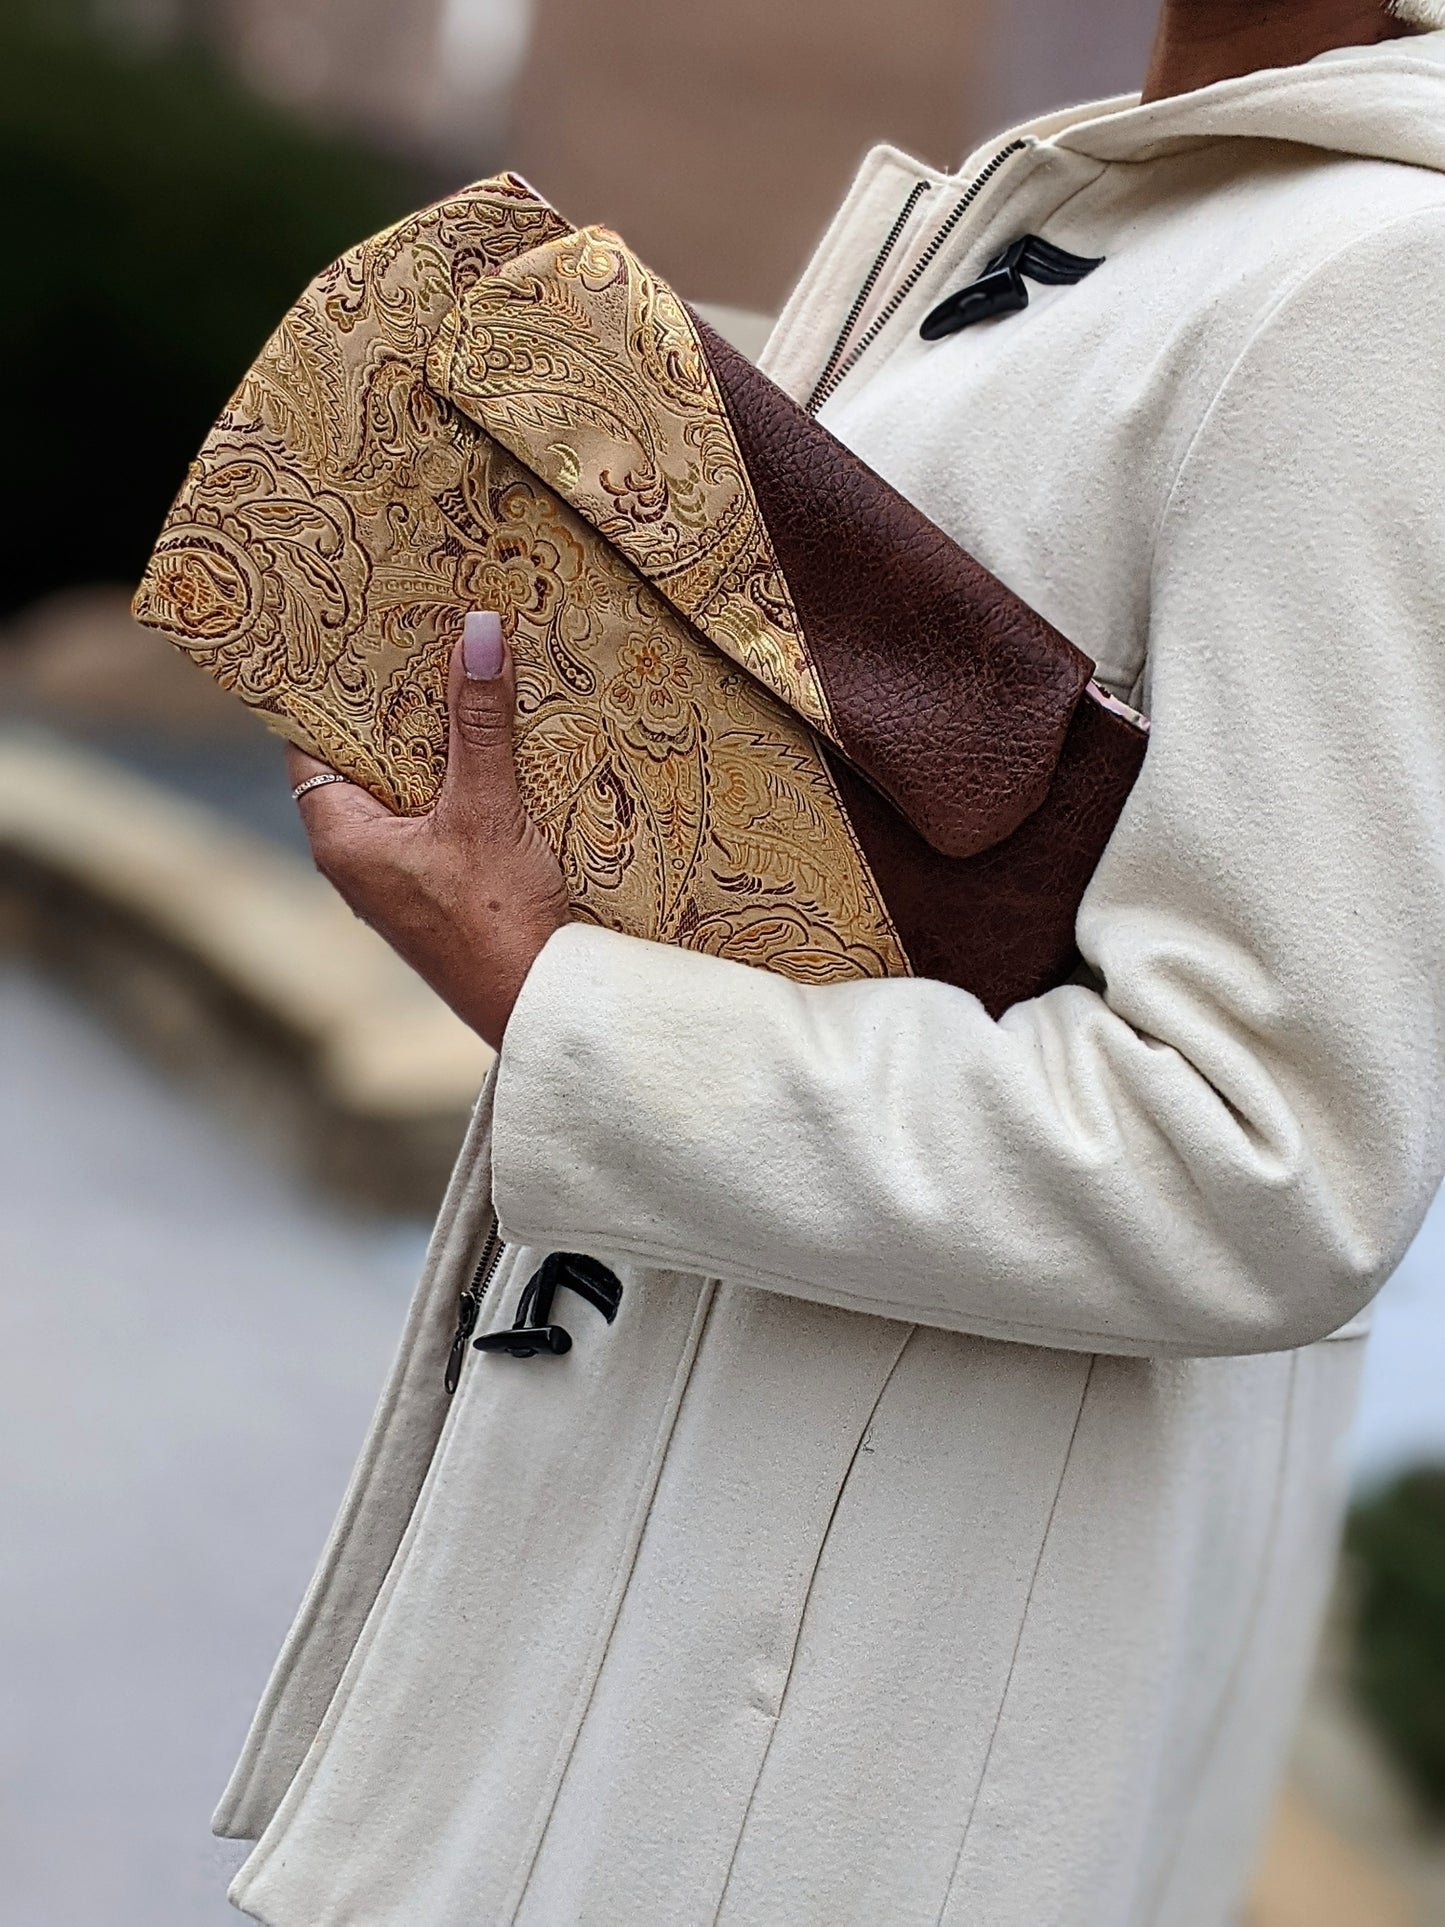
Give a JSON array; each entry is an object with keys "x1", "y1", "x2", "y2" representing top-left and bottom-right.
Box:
[
  {"x1": 444, "y1": 1220, "x2": 506, "y2": 1395},
  {"x1": 444, "y1": 1287, "x2": 484, "y2": 1395}
]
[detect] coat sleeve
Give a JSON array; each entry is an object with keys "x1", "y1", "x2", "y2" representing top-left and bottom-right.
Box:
[{"x1": 490, "y1": 216, "x2": 1445, "y2": 1359}]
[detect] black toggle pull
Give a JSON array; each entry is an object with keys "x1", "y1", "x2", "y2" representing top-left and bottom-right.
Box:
[
  {"x1": 553, "y1": 1253, "x2": 624, "y2": 1324},
  {"x1": 474, "y1": 1252, "x2": 623, "y2": 1362},
  {"x1": 921, "y1": 255, "x2": 1030, "y2": 337},
  {"x1": 473, "y1": 1324, "x2": 573, "y2": 1359},
  {"x1": 920, "y1": 234, "x2": 1104, "y2": 341}
]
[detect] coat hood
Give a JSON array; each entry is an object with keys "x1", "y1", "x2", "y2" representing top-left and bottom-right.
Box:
[{"x1": 995, "y1": 28, "x2": 1445, "y2": 177}]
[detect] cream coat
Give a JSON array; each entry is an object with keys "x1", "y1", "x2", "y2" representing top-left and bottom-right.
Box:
[{"x1": 224, "y1": 37, "x2": 1445, "y2": 1926}]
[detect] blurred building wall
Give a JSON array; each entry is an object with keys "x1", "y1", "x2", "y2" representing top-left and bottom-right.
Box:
[
  {"x1": 113, "y1": 0, "x2": 1163, "y2": 315},
  {"x1": 205, "y1": 0, "x2": 452, "y2": 153},
  {"x1": 505, "y1": 0, "x2": 1160, "y2": 312},
  {"x1": 158, "y1": 0, "x2": 1162, "y2": 312},
  {"x1": 506, "y1": 0, "x2": 993, "y2": 312}
]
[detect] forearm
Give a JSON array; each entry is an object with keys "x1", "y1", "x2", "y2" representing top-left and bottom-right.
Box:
[{"x1": 492, "y1": 922, "x2": 1409, "y2": 1357}]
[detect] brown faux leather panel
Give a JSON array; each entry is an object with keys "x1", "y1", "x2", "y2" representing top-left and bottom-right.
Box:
[
  {"x1": 827, "y1": 687, "x2": 1147, "y2": 1019},
  {"x1": 695, "y1": 316, "x2": 1097, "y2": 863}
]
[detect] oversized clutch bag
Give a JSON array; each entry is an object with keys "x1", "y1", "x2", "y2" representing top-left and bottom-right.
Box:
[{"x1": 133, "y1": 173, "x2": 1147, "y2": 1014}]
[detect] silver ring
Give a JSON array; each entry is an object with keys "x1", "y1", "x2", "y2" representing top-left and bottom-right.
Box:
[{"x1": 292, "y1": 771, "x2": 350, "y2": 803}]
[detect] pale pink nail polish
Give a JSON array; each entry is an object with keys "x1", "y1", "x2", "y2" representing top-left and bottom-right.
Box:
[{"x1": 463, "y1": 609, "x2": 504, "y2": 679}]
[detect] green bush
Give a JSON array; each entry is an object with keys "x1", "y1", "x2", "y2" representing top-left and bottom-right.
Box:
[
  {"x1": 0, "y1": 1, "x2": 426, "y2": 615},
  {"x1": 1347, "y1": 1467, "x2": 1445, "y2": 1817}
]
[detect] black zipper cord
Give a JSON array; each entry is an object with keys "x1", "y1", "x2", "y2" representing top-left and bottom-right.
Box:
[{"x1": 806, "y1": 141, "x2": 1029, "y2": 416}]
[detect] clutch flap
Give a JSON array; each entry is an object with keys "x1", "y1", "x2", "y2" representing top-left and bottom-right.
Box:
[{"x1": 429, "y1": 223, "x2": 1097, "y2": 861}]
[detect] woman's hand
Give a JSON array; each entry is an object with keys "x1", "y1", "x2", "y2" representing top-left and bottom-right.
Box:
[{"x1": 287, "y1": 611, "x2": 568, "y2": 1051}]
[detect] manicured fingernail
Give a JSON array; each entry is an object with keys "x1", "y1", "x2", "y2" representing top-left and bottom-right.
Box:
[{"x1": 463, "y1": 609, "x2": 504, "y2": 679}]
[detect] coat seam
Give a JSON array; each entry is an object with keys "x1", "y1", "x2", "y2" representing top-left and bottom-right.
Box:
[
  {"x1": 502, "y1": 1277, "x2": 722, "y2": 1923},
  {"x1": 708, "y1": 1323, "x2": 920, "y2": 1926},
  {"x1": 933, "y1": 1354, "x2": 1097, "y2": 1925}
]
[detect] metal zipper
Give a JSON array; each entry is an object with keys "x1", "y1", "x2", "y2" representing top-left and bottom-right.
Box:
[
  {"x1": 444, "y1": 1214, "x2": 507, "y2": 1395},
  {"x1": 806, "y1": 140, "x2": 1029, "y2": 416},
  {"x1": 805, "y1": 178, "x2": 931, "y2": 416}
]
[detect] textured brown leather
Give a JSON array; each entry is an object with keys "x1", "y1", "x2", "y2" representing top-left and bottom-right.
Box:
[
  {"x1": 695, "y1": 316, "x2": 1096, "y2": 861},
  {"x1": 827, "y1": 687, "x2": 1147, "y2": 1019}
]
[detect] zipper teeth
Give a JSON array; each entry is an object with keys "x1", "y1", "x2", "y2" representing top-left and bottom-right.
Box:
[
  {"x1": 469, "y1": 1218, "x2": 505, "y2": 1303},
  {"x1": 805, "y1": 179, "x2": 930, "y2": 416},
  {"x1": 444, "y1": 1216, "x2": 506, "y2": 1394},
  {"x1": 807, "y1": 140, "x2": 1028, "y2": 415}
]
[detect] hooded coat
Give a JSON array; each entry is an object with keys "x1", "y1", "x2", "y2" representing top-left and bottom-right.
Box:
[{"x1": 223, "y1": 35, "x2": 1445, "y2": 1926}]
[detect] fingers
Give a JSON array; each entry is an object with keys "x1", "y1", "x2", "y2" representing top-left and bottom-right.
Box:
[
  {"x1": 438, "y1": 610, "x2": 523, "y2": 827},
  {"x1": 285, "y1": 742, "x2": 334, "y2": 789},
  {"x1": 284, "y1": 741, "x2": 391, "y2": 849}
]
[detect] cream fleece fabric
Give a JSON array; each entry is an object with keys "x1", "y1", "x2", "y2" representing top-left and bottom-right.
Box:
[{"x1": 225, "y1": 36, "x2": 1445, "y2": 1927}]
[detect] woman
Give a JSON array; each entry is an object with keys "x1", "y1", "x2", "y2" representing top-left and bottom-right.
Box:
[{"x1": 223, "y1": 3, "x2": 1445, "y2": 1921}]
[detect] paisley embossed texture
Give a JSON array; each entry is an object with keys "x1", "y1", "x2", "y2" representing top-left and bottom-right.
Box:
[
  {"x1": 429, "y1": 225, "x2": 836, "y2": 738},
  {"x1": 132, "y1": 176, "x2": 908, "y2": 985},
  {"x1": 431, "y1": 224, "x2": 1118, "y2": 869}
]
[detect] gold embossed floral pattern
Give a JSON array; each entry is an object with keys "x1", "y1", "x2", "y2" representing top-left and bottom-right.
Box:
[
  {"x1": 428, "y1": 225, "x2": 835, "y2": 737},
  {"x1": 132, "y1": 176, "x2": 906, "y2": 984}
]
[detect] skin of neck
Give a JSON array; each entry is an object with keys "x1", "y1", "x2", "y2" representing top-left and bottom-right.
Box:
[{"x1": 1142, "y1": 0, "x2": 1423, "y2": 102}]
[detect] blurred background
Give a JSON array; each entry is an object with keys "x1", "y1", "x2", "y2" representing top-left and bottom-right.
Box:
[{"x1": 1, "y1": 0, "x2": 1442, "y2": 1920}]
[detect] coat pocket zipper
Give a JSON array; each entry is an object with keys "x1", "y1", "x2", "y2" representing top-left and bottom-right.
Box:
[{"x1": 444, "y1": 1215, "x2": 507, "y2": 1395}]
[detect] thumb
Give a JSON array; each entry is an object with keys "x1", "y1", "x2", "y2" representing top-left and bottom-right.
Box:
[{"x1": 438, "y1": 610, "x2": 523, "y2": 826}]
